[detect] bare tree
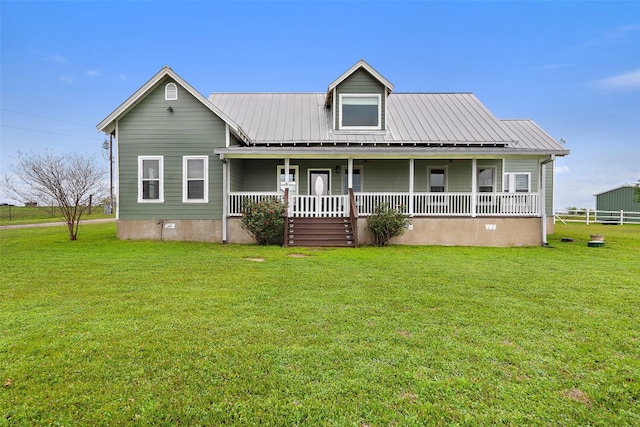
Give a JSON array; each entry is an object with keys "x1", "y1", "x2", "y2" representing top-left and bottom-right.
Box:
[{"x1": 2, "y1": 151, "x2": 106, "y2": 240}]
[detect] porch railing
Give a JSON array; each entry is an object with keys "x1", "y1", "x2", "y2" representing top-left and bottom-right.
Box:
[
  {"x1": 228, "y1": 192, "x2": 283, "y2": 216},
  {"x1": 289, "y1": 194, "x2": 349, "y2": 217},
  {"x1": 356, "y1": 192, "x2": 540, "y2": 217},
  {"x1": 228, "y1": 191, "x2": 540, "y2": 217}
]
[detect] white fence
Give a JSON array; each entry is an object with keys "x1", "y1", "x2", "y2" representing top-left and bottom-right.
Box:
[{"x1": 555, "y1": 209, "x2": 640, "y2": 225}]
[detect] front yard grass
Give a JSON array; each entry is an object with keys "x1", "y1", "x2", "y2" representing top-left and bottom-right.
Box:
[{"x1": 1, "y1": 223, "x2": 638, "y2": 425}]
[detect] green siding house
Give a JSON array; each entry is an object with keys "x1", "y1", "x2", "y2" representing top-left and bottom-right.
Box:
[{"x1": 97, "y1": 60, "x2": 569, "y2": 246}]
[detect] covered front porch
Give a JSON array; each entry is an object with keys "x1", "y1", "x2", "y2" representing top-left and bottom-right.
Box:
[
  {"x1": 220, "y1": 155, "x2": 548, "y2": 218},
  {"x1": 215, "y1": 151, "x2": 555, "y2": 246}
]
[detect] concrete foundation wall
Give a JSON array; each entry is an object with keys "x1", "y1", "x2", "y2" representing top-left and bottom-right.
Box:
[
  {"x1": 227, "y1": 218, "x2": 257, "y2": 244},
  {"x1": 356, "y1": 217, "x2": 553, "y2": 247},
  {"x1": 117, "y1": 217, "x2": 554, "y2": 247},
  {"x1": 117, "y1": 219, "x2": 222, "y2": 242}
]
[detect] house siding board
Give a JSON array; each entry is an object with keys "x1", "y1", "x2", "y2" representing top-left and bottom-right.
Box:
[
  {"x1": 117, "y1": 78, "x2": 226, "y2": 219},
  {"x1": 504, "y1": 158, "x2": 539, "y2": 188},
  {"x1": 546, "y1": 162, "x2": 554, "y2": 216},
  {"x1": 361, "y1": 160, "x2": 410, "y2": 192},
  {"x1": 234, "y1": 158, "x2": 520, "y2": 194},
  {"x1": 596, "y1": 186, "x2": 640, "y2": 212},
  {"x1": 230, "y1": 158, "x2": 244, "y2": 192}
]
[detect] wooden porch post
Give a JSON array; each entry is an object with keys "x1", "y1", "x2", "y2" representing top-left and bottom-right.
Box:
[
  {"x1": 348, "y1": 158, "x2": 353, "y2": 189},
  {"x1": 471, "y1": 158, "x2": 477, "y2": 217},
  {"x1": 409, "y1": 158, "x2": 414, "y2": 215}
]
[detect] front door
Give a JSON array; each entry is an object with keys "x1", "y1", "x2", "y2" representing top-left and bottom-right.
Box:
[
  {"x1": 309, "y1": 171, "x2": 330, "y2": 196},
  {"x1": 309, "y1": 170, "x2": 330, "y2": 216}
]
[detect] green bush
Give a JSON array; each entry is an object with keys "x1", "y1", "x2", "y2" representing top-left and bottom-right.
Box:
[
  {"x1": 366, "y1": 203, "x2": 411, "y2": 246},
  {"x1": 241, "y1": 197, "x2": 287, "y2": 245}
]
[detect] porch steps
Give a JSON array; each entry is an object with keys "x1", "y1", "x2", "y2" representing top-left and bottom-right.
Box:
[{"x1": 285, "y1": 217, "x2": 356, "y2": 247}]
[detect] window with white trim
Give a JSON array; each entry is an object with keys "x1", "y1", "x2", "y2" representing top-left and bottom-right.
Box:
[
  {"x1": 478, "y1": 167, "x2": 495, "y2": 192},
  {"x1": 165, "y1": 83, "x2": 178, "y2": 101},
  {"x1": 339, "y1": 94, "x2": 381, "y2": 130},
  {"x1": 504, "y1": 172, "x2": 530, "y2": 193},
  {"x1": 183, "y1": 156, "x2": 208, "y2": 202},
  {"x1": 138, "y1": 156, "x2": 164, "y2": 203},
  {"x1": 277, "y1": 165, "x2": 299, "y2": 196},
  {"x1": 428, "y1": 167, "x2": 447, "y2": 192}
]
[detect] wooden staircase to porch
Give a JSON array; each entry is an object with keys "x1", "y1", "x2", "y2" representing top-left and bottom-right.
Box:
[{"x1": 284, "y1": 217, "x2": 356, "y2": 247}]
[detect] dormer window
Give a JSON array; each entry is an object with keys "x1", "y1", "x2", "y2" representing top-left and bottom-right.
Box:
[
  {"x1": 165, "y1": 83, "x2": 178, "y2": 101},
  {"x1": 339, "y1": 94, "x2": 381, "y2": 130}
]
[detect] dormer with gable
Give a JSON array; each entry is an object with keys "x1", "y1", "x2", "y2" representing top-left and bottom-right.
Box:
[{"x1": 325, "y1": 60, "x2": 394, "y2": 132}]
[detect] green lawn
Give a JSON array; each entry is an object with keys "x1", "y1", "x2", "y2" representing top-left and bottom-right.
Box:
[{"x1": 1, "y1": 223, "x2": 638, "y2": 426}]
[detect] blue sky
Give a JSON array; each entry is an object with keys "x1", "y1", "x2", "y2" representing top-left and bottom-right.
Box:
[{"x1": 1, "y1": 0, "x2": 638, "y2": 209}]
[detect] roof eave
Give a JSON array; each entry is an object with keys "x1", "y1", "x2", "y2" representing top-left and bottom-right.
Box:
[{"x1": 214, "y1": 145, "x2": 569, "y2": 159}]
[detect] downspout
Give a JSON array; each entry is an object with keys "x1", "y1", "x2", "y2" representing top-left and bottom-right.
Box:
[
  {"x1": 221, "y1": 155, "x2": 228, "y2": 243},
  {"x1": 540, "y1": 155, "x2": 555, "y2": 246}
]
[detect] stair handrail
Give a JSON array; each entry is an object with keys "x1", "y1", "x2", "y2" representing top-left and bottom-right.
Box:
[{"x1": 349, "y1": 188, "x2": 359, "y2": 248}]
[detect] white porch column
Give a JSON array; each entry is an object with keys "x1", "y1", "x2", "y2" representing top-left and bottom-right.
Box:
[
  {"x1": 221, "y1": 157, "x2": 228, "y2": 243},
  {"x1": 471, "y1": 158, "x2": 477, "y2": 217},
  {"x1": 284, "y1": 158, "x2": 290, "y2": 191},
  {"x1": 348, "y1": 158, "x2": 353, "y2": 189},
  {"x1": 409, "y1": 158, "x2": 414, "y2": 215},
  {"x1": 284, "y1": 158, "x2": 291, "y2": 216}
]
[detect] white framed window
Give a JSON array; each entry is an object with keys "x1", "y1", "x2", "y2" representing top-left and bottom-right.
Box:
[
  {"x1": 165, "y1": 83, "x2": 178, "y2": 101},
  {"x1": 277, "y1": 165, "x2": 299, "y2": 196},
  {"x1": 478, "y1": 167, "x2": 496, "y2": 192},
  {"x1": 183, "y1": 156, "x2": 208, "y2": 203},
  {"x1": 428, "y1": 167, "x2": 448, "y2": 192},
  {"x1": 138, "y1": 156, "x2": 164, "y2": 203},
  {"x1": 339, "y1": 94, "x2": 381, "y2": 130},
  {"x1": 504, "y1": 172, "x2": 531, "y2": 193}
]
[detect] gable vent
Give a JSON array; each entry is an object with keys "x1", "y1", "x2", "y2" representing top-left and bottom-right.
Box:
[{"x1": 165, "y1": 83, "x2": 178, "y2": 101}]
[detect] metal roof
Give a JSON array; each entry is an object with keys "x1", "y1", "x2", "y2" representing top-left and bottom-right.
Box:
[
  {"x1": 500, "y1": 119, "x2": 568, "y2": 154},
  {"x1": 209, "y1": 92, "x2": 567, "y2": 154}
]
